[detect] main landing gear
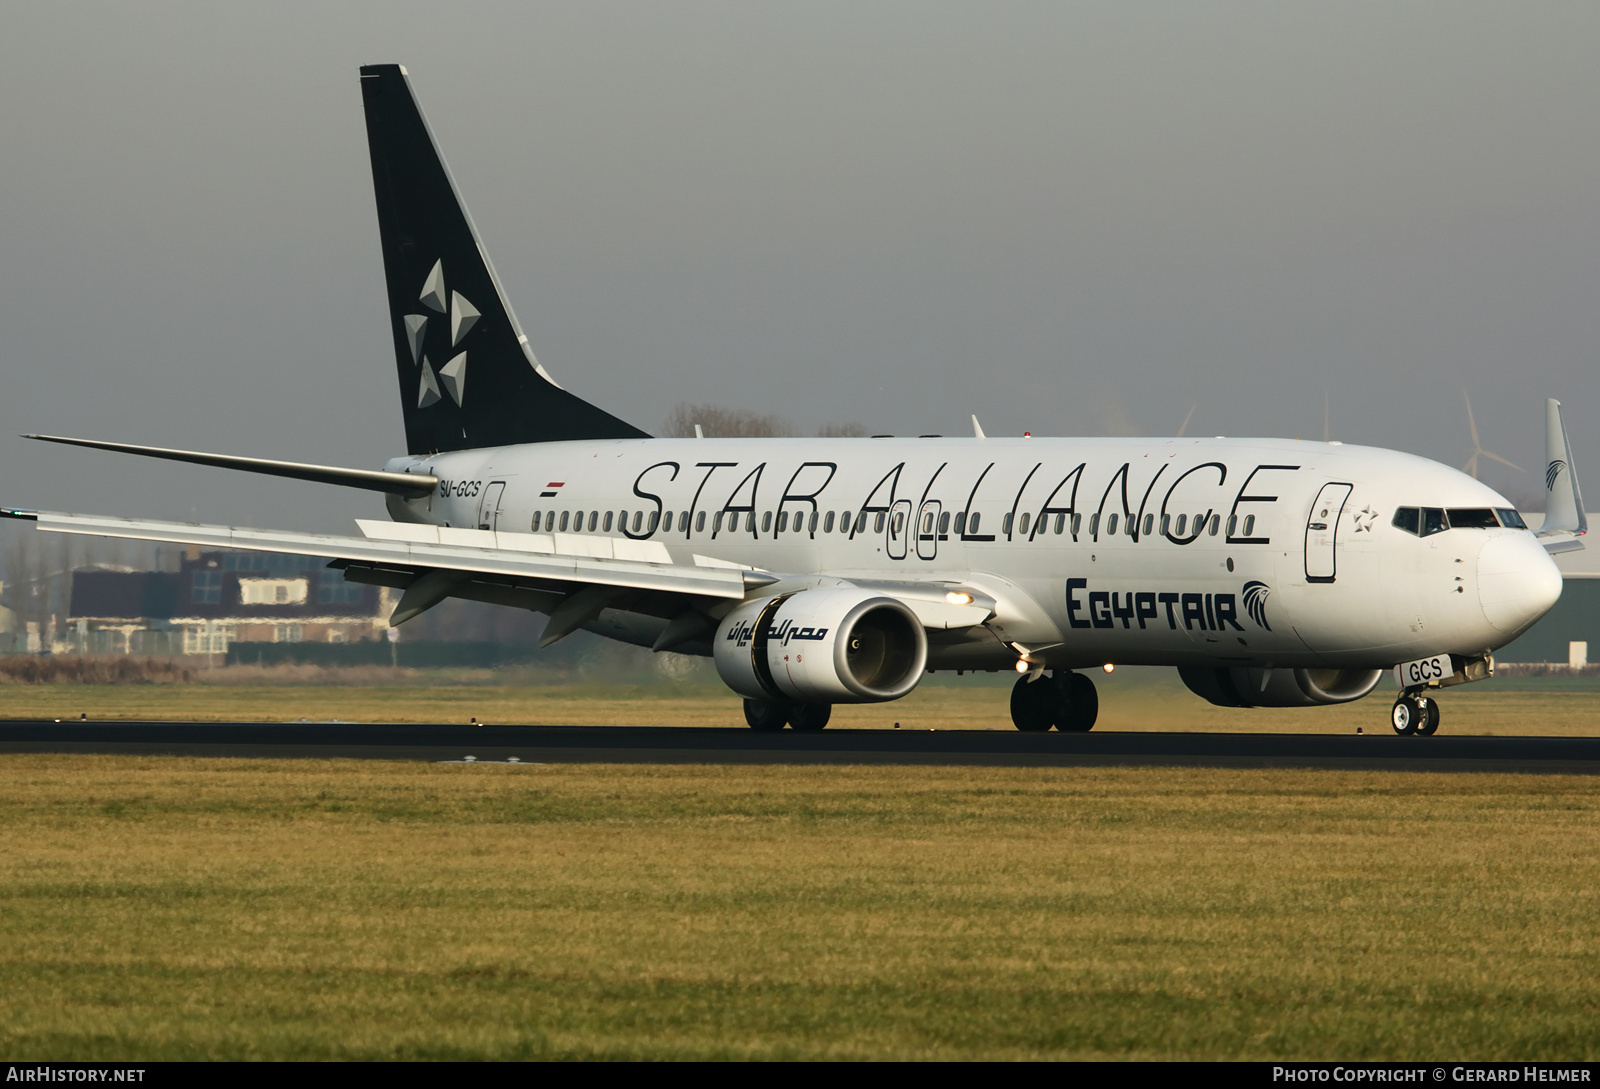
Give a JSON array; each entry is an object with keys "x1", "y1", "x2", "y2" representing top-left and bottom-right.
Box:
[
  {"x1": 1390, "y1": 692, "x2": 1440, "y2": 736},
  {"x1": 744, "y1": 698, "x2": 832, "y2": 732},
  {"x1": 1010, "y1": 670, "x2": 1099, "y2": 732}
]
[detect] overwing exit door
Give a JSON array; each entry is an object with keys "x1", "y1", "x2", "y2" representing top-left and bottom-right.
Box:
[
  {"x1": 886, "y1": 499, "x2": 913, "y2": 560},
  {"x1": 916, "y1": 500, "x2": 943, "y2": 560}
]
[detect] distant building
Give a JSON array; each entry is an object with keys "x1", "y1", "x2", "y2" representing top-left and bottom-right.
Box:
[{"x1": 68, "y1": 549, "x2": 393, "y2": 655}]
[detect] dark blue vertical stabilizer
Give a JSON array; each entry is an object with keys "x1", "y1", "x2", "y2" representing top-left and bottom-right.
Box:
[{"x1": 360, "y1": 64, "x2": 649, "y2": 454}]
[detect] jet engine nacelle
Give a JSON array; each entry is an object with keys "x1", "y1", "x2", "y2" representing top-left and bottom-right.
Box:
[
  {"x1": 714, "y1": 588, "x2": 928, "y2": 703},
  {"x1": 1178, "y1": 666, "x2": 1383, "y2": 708}
]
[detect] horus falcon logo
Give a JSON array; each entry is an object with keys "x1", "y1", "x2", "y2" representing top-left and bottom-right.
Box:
[
  {"x1": 1547, "y1": 460, "x2": 1568, "y2": 492},
  {"x1": 1242, "y1": 581, "x2": 1272, "y2": 631},
  {"x1": 400, "y1": 259, "x2": 481, "y2": 409}
]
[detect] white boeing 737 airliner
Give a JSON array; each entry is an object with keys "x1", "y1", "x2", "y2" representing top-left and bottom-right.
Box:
[{"x1": 7, "y1": 65, "x2": 1587, "y2": 735}]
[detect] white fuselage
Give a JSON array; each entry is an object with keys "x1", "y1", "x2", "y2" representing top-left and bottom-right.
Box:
[{"x1": 384, "y1": 435, "x2": 1563, "y2": 671}]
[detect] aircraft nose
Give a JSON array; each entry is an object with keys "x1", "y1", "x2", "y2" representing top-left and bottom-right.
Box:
[{"x1": 1477, "y1": 533, "x2": 1563, "y2": 635}]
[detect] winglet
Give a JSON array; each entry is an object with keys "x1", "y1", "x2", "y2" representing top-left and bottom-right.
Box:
[
  {"x1": 1538, "y1": 398, "x2": 1586, "y2": 548},
  {"x1": 971, "y1": 415, "x2": 986, "y2": 440}
]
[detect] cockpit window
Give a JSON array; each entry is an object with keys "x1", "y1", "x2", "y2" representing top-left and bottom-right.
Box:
[
  {"x1": 1392, "y1": 507, "x2": 1447, "y2": 535},
  {"x1": 1392, "y1": 506, "x2": 1522, "y2": 536}
]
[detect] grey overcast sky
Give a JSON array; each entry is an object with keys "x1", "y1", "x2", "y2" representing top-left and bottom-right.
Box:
[{"x1": 2, "y1": 1, "x2": 1596, "y2": 534}]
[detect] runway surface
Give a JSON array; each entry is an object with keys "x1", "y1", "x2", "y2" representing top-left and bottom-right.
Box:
[{"x1": 1, "y1": 720, "x2": 1598, "y2": 772}]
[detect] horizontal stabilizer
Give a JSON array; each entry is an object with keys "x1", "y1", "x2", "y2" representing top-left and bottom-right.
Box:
[{"x1": 26, "y1": 434, "x2": 438, "y2": 498}]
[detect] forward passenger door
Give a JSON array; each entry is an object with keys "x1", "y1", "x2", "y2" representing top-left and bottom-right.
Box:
[{"x1": 1304, "y1": 482, "x2": 1353, "y2": 583}]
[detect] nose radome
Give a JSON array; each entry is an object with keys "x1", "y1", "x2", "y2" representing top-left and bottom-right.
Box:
[{"x1": 1477, "y1": 534, "x2": 1563, "y2": 634}]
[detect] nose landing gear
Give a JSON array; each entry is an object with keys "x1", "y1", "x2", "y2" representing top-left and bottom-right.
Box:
[
  {"x1": 1010, "y1": 670, "x2": 1099, "y2": 732},
  {"x1": 1386, "y1": 654, "x2": 1494, "y2": 736},
  {"x1": 1390, "y1": 692, "x2": 1441, "y2": 736}
]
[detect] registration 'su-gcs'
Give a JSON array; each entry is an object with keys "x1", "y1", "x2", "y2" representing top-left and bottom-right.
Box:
[{"x1": 9, "y1": 65, "x2": 1586, "y2": 737}]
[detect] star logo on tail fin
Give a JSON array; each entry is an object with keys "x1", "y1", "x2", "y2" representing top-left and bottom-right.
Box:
[{"x1": 404, "y1": 260, "x2": 478, "y2": 409}]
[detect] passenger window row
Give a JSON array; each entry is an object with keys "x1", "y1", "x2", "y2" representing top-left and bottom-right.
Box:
[
  {"x1": 526, "y1": 506, "x2": 1257, "y2": 542},
  {"x1": 529, "y1": 508, "x2": 897, "y2": 536},
  {"x1": 998, "y1": 511, "x2": 1250, "y2": 539}
]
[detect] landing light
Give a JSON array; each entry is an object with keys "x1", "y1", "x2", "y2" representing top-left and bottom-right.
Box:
[
  {"x1": 1103, "y1": 663, "x2": 1115, "y2": 673},
  {"x1": 1015, "y1": 659, "x2": 1030, "y2": 673},
  {"x1": 945, "y1": 591, "x2": 974, "y2": 606}
]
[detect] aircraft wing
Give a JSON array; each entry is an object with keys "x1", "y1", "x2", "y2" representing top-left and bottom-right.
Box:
[
  {"x1": 2, "y1": 507, "x2": 768, "y2": 602},
  {"x1": 1537, "y1": 531, "x2": 1586, "y2": 555},
  {"x1": 0, "y1": 507, "x2": 999, "y2": 642}
]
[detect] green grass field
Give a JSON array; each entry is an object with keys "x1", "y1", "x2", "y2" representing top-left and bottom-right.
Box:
[{"x1": 1, "y1": 755, "x2": 1597, "y2": 1060}]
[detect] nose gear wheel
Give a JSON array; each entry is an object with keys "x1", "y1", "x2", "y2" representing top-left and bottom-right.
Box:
[{"x1": 1391, "y1": 694, "x2": 1440, "y2": 736}]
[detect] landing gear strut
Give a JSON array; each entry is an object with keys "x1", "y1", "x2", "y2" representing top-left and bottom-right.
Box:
[
  {"x1": 744, "y1": 698, "x2": 832, "y2": 731},
  {"x1": 1010, "y1": 671, "x2": 1099, "y2": 732},
  {"x1": 1386, "y1": 654, "x2": 1495, "y2": 735},
  {"x1": 1391, "y1": 692, "x2": 1441, "y2": 736}
]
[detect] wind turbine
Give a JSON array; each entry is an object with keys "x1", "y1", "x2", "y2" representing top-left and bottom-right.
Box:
[
  {"x1": 1175, "y1": 404, "x2": 1196, "y2": 438},
  {"x1": 1461, "y1": 392, "x2": 1523, "y2": 480}
]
